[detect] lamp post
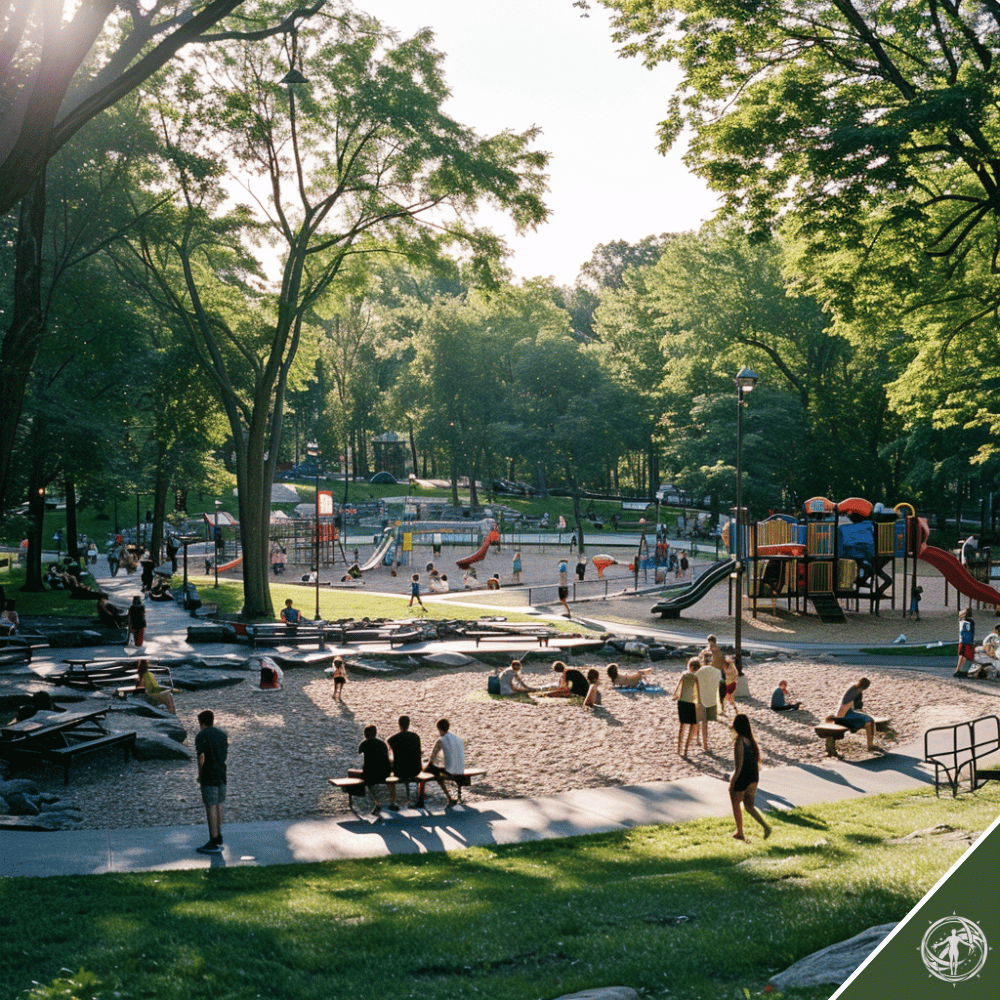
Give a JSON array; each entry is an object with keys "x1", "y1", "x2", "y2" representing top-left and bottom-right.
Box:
[
  {"x1": 213, "y1": 500, "x2": 221, "y2": 589},
  {"x1": 733, "y1": 366, "x2": 758, "y2": 674},
  {"x1": 308, "y1": 443, "x2": 321, "y2": 621}
]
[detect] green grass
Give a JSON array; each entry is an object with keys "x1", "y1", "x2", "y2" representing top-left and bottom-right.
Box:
[
  {"x1": 1, "y1": 566, "x2": 575, "y2": 630},
  {"x1": 2, "y1": 787, "x2": 996, "y2": 1000}
]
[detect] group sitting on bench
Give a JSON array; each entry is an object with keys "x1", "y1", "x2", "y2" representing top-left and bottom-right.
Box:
[{"x1": 355, "y1": 716, "x2": 469, "y2": 814}]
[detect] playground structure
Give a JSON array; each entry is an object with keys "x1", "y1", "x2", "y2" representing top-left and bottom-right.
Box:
[
  {"x1": 363, "y1": 518, "x2": 499, "y2": 573},
  {"x1": 654, "y1": 494, "x2": 1000, "y2": 622}
]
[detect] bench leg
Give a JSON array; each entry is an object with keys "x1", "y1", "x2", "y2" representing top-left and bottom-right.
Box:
[{"x1": 825, "y1": 736, "x2": 839, "y2": 757}]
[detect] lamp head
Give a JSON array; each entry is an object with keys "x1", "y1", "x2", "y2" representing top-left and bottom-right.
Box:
[
  {"x1": 735, "y1": 366, "x2": 758, "y2": 393},
  {"x1": 280, "y1": 69, "x2": 308, "y2": 86}
]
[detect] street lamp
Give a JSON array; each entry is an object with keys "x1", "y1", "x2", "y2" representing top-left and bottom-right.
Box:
[
  {"x1": 734, "y1": 366, "x2": 758, "y2": 675},
  {"x1": 308, "y1": 442, "x2": 321, "y2": 621},
  {"x1": 213, "y1": 500, "x2": 221, "y2": 589}
]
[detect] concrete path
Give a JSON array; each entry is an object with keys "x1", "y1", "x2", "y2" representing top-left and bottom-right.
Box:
[{"x1": 1, "y1": 736, "x2": 937, "y2": 878}]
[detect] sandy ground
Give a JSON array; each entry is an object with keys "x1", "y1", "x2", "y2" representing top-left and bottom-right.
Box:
[{"x1": 42, "y1": 648, "x2": 999, "y2": 831}]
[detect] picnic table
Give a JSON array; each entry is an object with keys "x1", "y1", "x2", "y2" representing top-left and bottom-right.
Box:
[{"x1": 1, "y1": 707, "x2": 137, "y2": 784}]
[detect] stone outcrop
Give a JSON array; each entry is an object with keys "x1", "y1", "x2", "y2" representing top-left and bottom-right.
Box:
[{"x1": 766, "y1": 923, "x2": 898, "y2": 991}]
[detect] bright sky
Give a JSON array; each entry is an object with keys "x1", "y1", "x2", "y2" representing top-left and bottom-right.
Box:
[{"x1": 361, "y1": 0, "x2": 720, "y2": 287}]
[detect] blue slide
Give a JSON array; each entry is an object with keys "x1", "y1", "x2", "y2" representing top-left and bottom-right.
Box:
[{"x1": 651, "y1": 557, "x2": 736, "y2": 619}]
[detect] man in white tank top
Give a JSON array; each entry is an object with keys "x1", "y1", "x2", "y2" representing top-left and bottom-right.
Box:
[{"x1": 418, "y1": 718, "x2": 465, "y2": 808}]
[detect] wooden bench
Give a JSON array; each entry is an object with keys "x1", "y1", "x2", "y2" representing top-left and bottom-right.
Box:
[
  {"x1": 815, "y1": 716, "x2": 890, "y2": 757},
  {"x1": 42, "y1": 731, "x2": 137, "y2": 784},
  {"x1": 329, "y1": 768, "x2": 488, "y2": 810},
  {"x1": 246, "y1": 624, "x2": 327, "y2": 649},
  {"x1": 463, "y1": 631, "x2": 552, "y2": 648},
  {"x1": 924, "y1": 715, "x2": 1000, "y2": 796}
]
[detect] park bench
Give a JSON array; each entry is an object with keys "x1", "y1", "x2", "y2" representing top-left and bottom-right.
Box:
[
  {"x1": 329, "y1": 767, "x2": 487, "y2": 812},
  {"x1": 924, "y1": 714, "x2": 1000, "y2": 796},
  {"x1": 815, "y1": 715, "x2": 890, "y2": 757},
  {"x1": 43, "y1": 731, "x2": 137, "y2": 784},
  {"x1": 246, "y1": 623, "x2": 327, "y2": 649},
  {"x1": 463, "y1": 631, "x2": 553, "y2": 648}
]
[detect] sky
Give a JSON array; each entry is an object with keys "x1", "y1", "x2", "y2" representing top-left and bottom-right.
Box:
[{"x1": 361, "y1": 0, "x2": 720, "y2": 287}]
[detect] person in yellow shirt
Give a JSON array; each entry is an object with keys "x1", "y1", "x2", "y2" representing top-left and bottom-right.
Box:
[{"x1": 136, "y1": 660, "x2": 176, "y2": 714}]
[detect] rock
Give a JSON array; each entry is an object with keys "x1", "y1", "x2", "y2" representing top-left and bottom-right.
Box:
[
  {"x1": 420, "y1": 652, "x2": 474, "y2": 667},
  {"x1": 767, "y1": 923, "x2": 897, "y2": 991},
  {"x1": 130, "y1": 732, "x2": 192, "y2": 761},
  {"x1": 552, "y1": 990, "x2": 639, "y2": 1000},
  {"x1": 4, "y1": 791, "x2": 41, "y2": 815},
  {"x1": 0, "y1": 778, "x2": 40, "y2": 797},
  {"x1": 623, "y1": 641, "x2": 648, "y2": 657},
  {"x1": 170, "y1": 668, "x2": 247, "y2": 690},
  {"x1": 0, "y1": 797, "x2": 8, "y2": 815},
  {"x1": 187, "y1": 624, "x2": 238, "y2": 644}
]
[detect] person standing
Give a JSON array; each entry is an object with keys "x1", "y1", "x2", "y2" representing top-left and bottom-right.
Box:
[
  {"x1": 557, "y1": 557, "x2": 571, "y2": 617},
  {"x1": 955, "y1": 608, "x2": 976, "y2": 677},
  {"x1": 331, "y1": 657, "x2": 347, "y2": 702},
  {"x1": 905, "y1": 582, "x2": 923, "y2": 620},
  {"x1": 672, "y1": 658, "x2": 702, "y2": 757},
  {"x1": 195, "y1": 709, "x2": 228, "y2": 854},
  {"x1": 126, "y1": 595, "x2": 146, "y2": 648},
  {"x1": 387, "y1": 715, "x2": 422, "y2": 809},
  {"x1": 409, "y1": 573, "x2": 427, "y2": 611},
  {"x1": 729, "y1": 714, "x2": 771, "y2": 841},
  {"x1": 512, "y1": 549, "x2": 522, "y2": 584},
  {"x1": 695, "y1": 655, "x2": 721, "y2": 752}
]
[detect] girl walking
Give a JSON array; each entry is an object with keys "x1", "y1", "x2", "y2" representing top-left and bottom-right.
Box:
[
  {"x1": 729, "y1": 714, "x2": 771, "y2": 841},
  {"x1": 409, "y1": 573, "x2": 426, "y2": 612}
]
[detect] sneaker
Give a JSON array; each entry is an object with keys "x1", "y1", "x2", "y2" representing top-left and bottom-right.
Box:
[{"x1": 196, "y1": 841, "x2": 222, "y2": 854}]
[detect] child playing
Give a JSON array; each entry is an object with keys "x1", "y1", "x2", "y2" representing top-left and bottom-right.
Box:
[
  {"x1": 409, "y1": 573, "x2": 426, "y2": 612},
  {"x1": 332, "y1": 657, "x2": 347, "y2": 701}
]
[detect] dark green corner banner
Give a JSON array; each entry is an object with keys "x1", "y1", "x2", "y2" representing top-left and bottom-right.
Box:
[{"x1": 831, "y1": 812, "x2": 1000, "y2": 999}]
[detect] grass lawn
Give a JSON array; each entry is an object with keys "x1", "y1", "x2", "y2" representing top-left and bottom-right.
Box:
[
  {"x1": 1, "y1": 567, "x2": 576, "y2": 631},
  {"x1": 4, "y1": 787, "x2": 998, "y2": 1000}
]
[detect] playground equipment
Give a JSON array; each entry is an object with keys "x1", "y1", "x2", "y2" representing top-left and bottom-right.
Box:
[
  {"x1": 652, "y1": 557, "x2": 737, "y2": 618},
  {"x1": 651, "y1": 493, "x2": 999, "y2": 622},
  {"x1": 456, "y1": 528, "x2": 500, "y2": 569},
  {"x1": 360, "y1": 519, "x2": 498, "y2": 572},
  {"x1": 591, "y1": 554, "x2": 618, "y2": 579}
]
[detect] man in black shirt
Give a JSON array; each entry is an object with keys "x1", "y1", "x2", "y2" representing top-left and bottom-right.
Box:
[
  {"x1": 358, "y1": 725, "x2": 392, "y2": 816},
  {"x1": 387, "y1": 715, "x2": 422, "y2": 810},
  {"x1": 194, "y1": 709, "x2": 228, "y2": 854}
]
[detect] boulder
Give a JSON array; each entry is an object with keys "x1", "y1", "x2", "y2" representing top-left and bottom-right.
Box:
[
  {"x1": 130, "y1": 732, "x2": 192, "y2": 761},
  {"x1": 420, "y1": 651, "x2": 475, "y2": 667},
  {"x1": 767, "y1": 923, "x2": 898, "y2": 991},
  {"x1": 171, "y1": 668, "x2": 247, "y2": 690},
  {"x1": 4, "y1": 791, "x2": 41, "y2": 815},
  {"x1": 186, "y1": 624, "x2": 238, "y2": 644},
  {"x1": 0, "y1": 778, "x2": 41, "y2": 797}
]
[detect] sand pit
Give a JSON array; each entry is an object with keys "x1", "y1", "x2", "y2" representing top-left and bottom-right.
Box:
[{"x1": 34, "y1": 649, "x2": 999, "y2": 831}]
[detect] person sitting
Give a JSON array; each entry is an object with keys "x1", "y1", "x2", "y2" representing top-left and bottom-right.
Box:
[
  {"x1": 583, "y1": 667, "x2": 601, "y2": 708},
  {"x1": 96, "y1": 594, "x2": 127, "y2": 628},
  {"x1": 606, "y1": 663, "x2": 653, "y2": 689},
  {"x1": 498, "y1": 659, "x2": 536, "y2": 695},
  {"x1": 358, "y1": 724, "x2": 392, "y2": 815},
  {"x1": 44, "y1": 563, "x2": 66, "y2": 589},
  {"x1": 831, "y1": 677, "x2": 883, "y2": 752},
  {"x1": 0, "y1": 599, "x2": 19, "y2": 635},
  {"x1": 429, "y1": 573, "x2": 450, "y2": 593},
  {"x1": 537, "y1": 660, "x2": 589, "y2": 698},
  {"x1": 340, "y1": 560, "x2": 363, "y2": 582},
  {"x1": 486, "y1": 574, "x2": 501, "y2": 590},
  {"x1": 280, "y1": 598, "x2": 302, "y2": 627},
  {"x1": 770, "y1": 680, "x2": 801, "y2": 711},
  {"x1": 417, "y1": 718, "x2": 465, "y2": 809},
  {"x1": 135, "y1": 660, "x2": 176, "y2": 715},
  {"x1": 148, "y1": 579, "x2": 174, "y2": 601},
  {"x1": 387, "y1": 716, "x2": 422, "y2": 810},
  {"x1": 462, "y1": 568, "x2": 480, "y2": 590}
]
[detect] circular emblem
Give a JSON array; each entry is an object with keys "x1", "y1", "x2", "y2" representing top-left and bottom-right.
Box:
[{"x1": 920, "y1": 915, "x2": 988, "y2": 982}]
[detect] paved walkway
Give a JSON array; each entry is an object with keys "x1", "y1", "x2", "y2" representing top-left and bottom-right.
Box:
[{"x1": 1, "y1": 737, "x2": 936, "y2": 878}]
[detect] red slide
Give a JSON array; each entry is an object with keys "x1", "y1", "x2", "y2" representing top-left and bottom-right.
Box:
[
  {"x1": 455, "y1": 529, "x2": 500, "y2": 570},
  {"x1": 915, "y1": 518, "x2": 1000, "y2": 607}
]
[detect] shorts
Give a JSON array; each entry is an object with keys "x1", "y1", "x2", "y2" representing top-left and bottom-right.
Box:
[
  {"x1": 726, "y1": 682, "x2": 737, "y2": 695},
  {"x1": 334, "y1": 676, "x2": 345, "y2": 688},
  {"x1": 678, "y1": 700, "x2": 697, "y2": 725},
  {"x1": 841, "y1": 709, "x2": 872, "y2": 733},
  {"x1": 698, "y1": 704, "x2": 717, "y2": 722},
  {"x1": 200, "y1": 783, "x2": 227, "y2": 806},
  {"x1": 958, "y1": 643, "x2": 975, "y2": 661},
  {"x1": 558, "y1": 586, "x2": 569, "y2": 600}
]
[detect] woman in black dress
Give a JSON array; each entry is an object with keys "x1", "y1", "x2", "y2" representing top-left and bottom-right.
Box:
[{"x1": 729, "y1": 714, "x2": 771, "y2": 841}]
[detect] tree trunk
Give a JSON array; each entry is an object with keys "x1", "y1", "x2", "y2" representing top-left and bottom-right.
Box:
[
  {"x1": 408, "y1": 419, "x2": 418, "y2": 478},
  {"x1": 0, "y1": 171, "x2": 47, "y2": 513},
  {"x1": 450, "y1": 452, "x2": 459, "y2": 507},
  {"x1": 65, "y1": 478, "x2": 80, "y2": 560},
  {"x1": 23, "y1": 469, "x2": 47, "y2": 592}
]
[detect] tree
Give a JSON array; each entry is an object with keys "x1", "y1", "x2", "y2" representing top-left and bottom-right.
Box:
[
  {"x1": 0, "y1": 1, "x2": 325, "y2": 513},
  {"x1": 112, "y1": 14, "x2": 548, "y2": 617}
]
